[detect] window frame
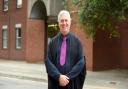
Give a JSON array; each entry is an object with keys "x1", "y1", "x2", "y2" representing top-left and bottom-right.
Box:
[
  {"x1": 2, "y1": 25, "x2": 8, "y2": 49},
  {"x1": 16, "y1": 0, "x2": 22, "y2": 8},
  {"x1": 15, "y1": 24, "x2": 22, "y2": 49},
  {"x1": 3, "y1": 0, "x2": 9, "y2": 11}
]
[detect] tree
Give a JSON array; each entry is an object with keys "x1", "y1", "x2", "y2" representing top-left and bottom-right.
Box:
[{"x1": 72, "y1": 0, "x2": 128, "y2": 38}]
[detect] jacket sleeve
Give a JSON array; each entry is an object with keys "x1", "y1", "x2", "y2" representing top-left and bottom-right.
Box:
[
  {"x1": 66, "y1": 38, "x2": 86, "y2": 79},
  {"x1": 45, "y1": 40, "x2": 61, "y2": 80}
]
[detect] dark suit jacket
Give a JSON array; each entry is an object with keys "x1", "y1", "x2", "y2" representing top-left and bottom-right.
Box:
[{"x1": 45, "y1": 32, "x2": 86, "y2": 89}]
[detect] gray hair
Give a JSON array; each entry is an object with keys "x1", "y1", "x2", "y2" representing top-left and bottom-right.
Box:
[{"x1": 58, "y1": 10, "x2": 71, "y2": 22}]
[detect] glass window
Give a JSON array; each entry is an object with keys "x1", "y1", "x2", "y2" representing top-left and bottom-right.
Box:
[
  {"x1": 15, "y1": 24, "x2": 22, "y2": 49},
  {"x1": 16, "y1": 0, "x2": 22, "y2": 8},
  {"x1": 2, "y1": 25, "x2": 8, "y2": 49},
  {"x1": 3, "y1": 0, "x2": 9, "y2": 11}
]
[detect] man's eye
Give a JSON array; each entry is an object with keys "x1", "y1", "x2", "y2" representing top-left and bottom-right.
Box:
[
  {"x1": 65, "y1": 20, "x2": 68, "y2": 22},
  {"x1": 61, "y1": 20, "x2": 64, "y2": 22}
]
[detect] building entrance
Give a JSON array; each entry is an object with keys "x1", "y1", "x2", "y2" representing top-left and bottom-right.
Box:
[{"x1": 47, "y1": 21, "x2": 59, "y2": 44}]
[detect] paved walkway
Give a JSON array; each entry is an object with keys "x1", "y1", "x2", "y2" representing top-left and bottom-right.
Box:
[{"x1": 0, "y1": 59, "x2": 128, "y2": 89}]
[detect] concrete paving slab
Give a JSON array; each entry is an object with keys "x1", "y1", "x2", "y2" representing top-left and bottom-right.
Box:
[{"x1": 0, "y1": 59, "x2": 128, "y2": 89}]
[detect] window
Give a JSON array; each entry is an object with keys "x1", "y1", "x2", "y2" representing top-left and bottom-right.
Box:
[
  {"x1": 3, "y1": 0, "x2": 9, "y2": 11},
  {"x1": 2, "y1": 25, "x2": 8, "y2": 49},
  {"x1": 16, "y1": 0, "x2": 22, "y2": 8},
  {"x1": 15, "y1": 24, "x2": 22, "y2": 49}
]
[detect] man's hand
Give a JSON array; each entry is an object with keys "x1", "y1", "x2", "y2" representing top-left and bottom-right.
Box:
[{"x1": 59, "y1": 75, "x2": 69, "y2": 86}]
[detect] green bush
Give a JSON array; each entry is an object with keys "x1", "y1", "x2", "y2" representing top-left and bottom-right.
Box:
[{"x1": 72, "y1": 0, "x2": 128, "y2": 38}]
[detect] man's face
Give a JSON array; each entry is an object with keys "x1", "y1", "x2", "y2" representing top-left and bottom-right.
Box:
[{"x1": 58, "y1": 15, "x2": 71, "y2": 35}]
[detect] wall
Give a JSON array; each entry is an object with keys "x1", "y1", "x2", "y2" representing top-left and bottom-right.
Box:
[
  {"x1": 119, "y1": 21, "x2": 128, "y2": 69},
  {"x1": 0, "y1": 0, "x2": 28, "y2": 60},
  {"x1": 26, "y1": 19, "x2": 45, "y2": 62},
  {"x1": 93, "y1": 29, "x2": 120, "y2": 71}
]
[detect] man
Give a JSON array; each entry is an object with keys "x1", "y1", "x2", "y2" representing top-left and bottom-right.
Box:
[{"x1": 45, "y1": 10, "x2": 86, "y2": 89}]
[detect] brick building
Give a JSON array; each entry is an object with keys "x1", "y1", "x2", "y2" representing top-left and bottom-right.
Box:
[
  {"x1": 0, "y1": 0, "x2": 64, "y2": 62},
  {"x1": 0, "y1": 0, "x2": 128, "y2": 71}
]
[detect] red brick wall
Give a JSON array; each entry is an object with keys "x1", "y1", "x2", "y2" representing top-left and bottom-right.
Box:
[
  {"x1": 9, "y1": 17, "x2": 27, "y2": 60},
  {"x1": 26, "y1": 19, "x2": 45, "y2": 62},
  {"x1": 0, "y1": 0, "x2": 27, "y2": 60},
  {"x1": 119, "y1": 21, "x2": 128, "y2": 68},
  {"x1": 93, "y1": 29, "x2": 120, "y2": 71},
  {"x1": 0, "y1": 0, "x2": 3, "y2": 11},
  {"x1": 0, "y1": 0, "x2": 45, "y2": 62},
  {"x1": 93, "y1": 21, "x2": 128, "y2": 70},
  {"x1": 9, "y1": 0, "x2": 27, "y2": 60}
]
